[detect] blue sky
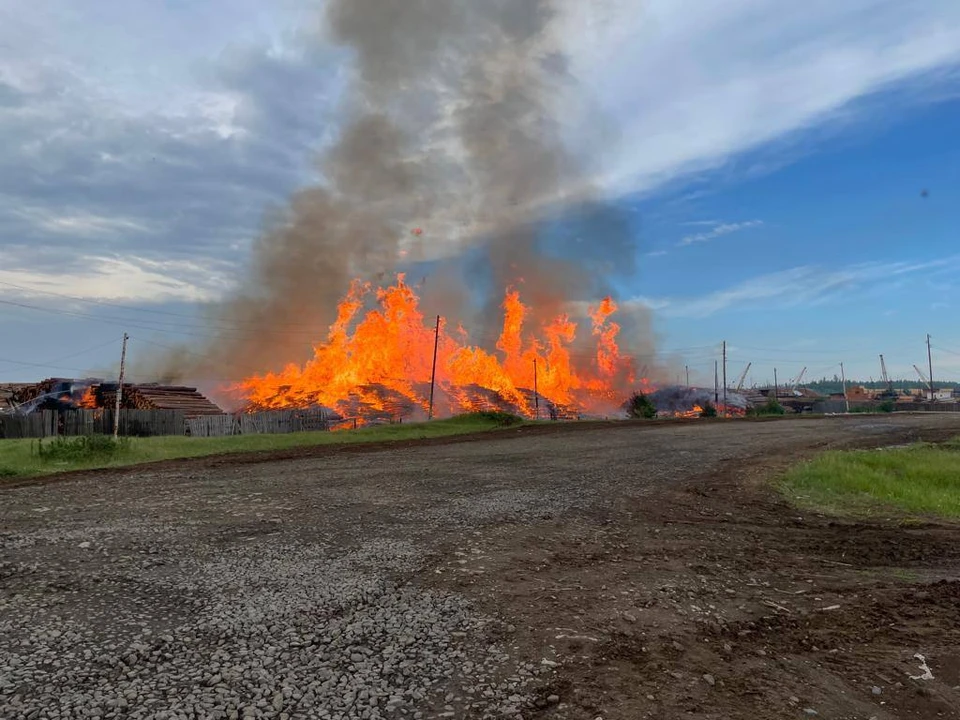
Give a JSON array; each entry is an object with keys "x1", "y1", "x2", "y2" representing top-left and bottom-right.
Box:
[{"x1": 1, "y1": 0, "x2": 960, "y2": 388}]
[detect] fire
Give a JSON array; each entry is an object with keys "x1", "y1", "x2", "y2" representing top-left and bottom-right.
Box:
[
  {"x1": 238, "y1": 275, "x2": 638, "y2": 420},
  {"x1": 77, "y1": 387, "x2": 97, "y2": 409},
  {"x1": 670, "y1": 404, "x2": 704, "y2": 419}
]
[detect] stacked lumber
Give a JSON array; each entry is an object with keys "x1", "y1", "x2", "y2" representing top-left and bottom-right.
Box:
[
  {"x1": 9, "y1": 378, "x2": 62, "y2": 406},
  {"x1": 0, "y1": 378, "x2": 222, "y2": 418},
  {"x1": 99, "y1": 383, "x2": 223, "y2": 418},
  {"x1": 335, "y1": 384, "x2": 422, "y2": 424},
  {"x1": 0, "y1": 384, "x2": 34, "y2": 412}
]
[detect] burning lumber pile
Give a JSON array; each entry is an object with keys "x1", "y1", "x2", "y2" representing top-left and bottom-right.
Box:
[
  {"x1": 0, "y1": 378, "x2": 223, "y2": 418},
  {"x1": 333, "y1": 384, "x2": 424, "y2": 424},
  {"x1": 237, "y1": 276, "x2": 637, "y2": 422},
  {"x1": 242, "y1": 380, "x2": 579, "y2": 425},
  {"x1": 4, "y1": 378, "x2": 98, "y2": 413},
  {"x1": 647, "y1": 386, "x2": 748, "y2": 417},
  {"x1": 8, "y1": 379, "x2": 63, "y2": 407},
  {"x1": 449, "y1": 385, "x2": 577, "y2": 420}
]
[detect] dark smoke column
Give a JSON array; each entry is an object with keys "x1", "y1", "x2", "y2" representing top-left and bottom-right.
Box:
[{"x1": 183, "y1": 0, "x2": 649, "y2": 386}]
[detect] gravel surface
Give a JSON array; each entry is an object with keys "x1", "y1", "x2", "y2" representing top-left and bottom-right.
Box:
[{"x1": 2, "y1": 414, "x2": 960, "y2": 719}]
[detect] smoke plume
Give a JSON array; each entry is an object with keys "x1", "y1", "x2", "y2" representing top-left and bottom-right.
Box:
[{"x1": 175, "y1": 0, "x2": 651, "y2": 384}]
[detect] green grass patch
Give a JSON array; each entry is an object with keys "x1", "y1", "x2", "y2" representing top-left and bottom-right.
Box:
[
  {"x1": 36, "y1": 435, "x2": 129, "y2": 462},
  {"x1": 0, "y1": 412, "x2": 523, "y2": 480},
  {"x1": 781, "y1": 440, "x2": 960, "y2": 519}
]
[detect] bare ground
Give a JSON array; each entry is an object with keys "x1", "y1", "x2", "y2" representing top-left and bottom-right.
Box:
[{"x1": 2, "y1": 414, "x2": 960, "y2": 719}]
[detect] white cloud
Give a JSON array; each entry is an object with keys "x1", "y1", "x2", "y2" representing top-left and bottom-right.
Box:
[
  {"x1": 564, "y1": 0, "x2": 960, "y2": 197},
  {"x1": 18, "y1": 209, "x2": 152, "y2": 237},
  {"x1": 1, "y1": 0, "x2": 959, "y2": 306},
  {"x1": 634, "y1": 256, "x2": 959, "y2": 318},
  {"x1": 679, "y1": 220, "x2": 763, "y2": 246},
  {"x1": 0, "y1": 255, "x2": 234, "y2": 304}
]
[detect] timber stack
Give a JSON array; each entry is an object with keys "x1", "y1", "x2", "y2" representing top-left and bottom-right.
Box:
[
  {"x1": 0, "y1": 378, "x2": 223, "y2": 418},
  {"x1": 98, "y1": 383, "x2": 223, "y2": 418}
]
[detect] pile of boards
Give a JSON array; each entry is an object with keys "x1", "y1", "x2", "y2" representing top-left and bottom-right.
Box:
[
  {"x1": 96, "y1": 383, "x2": 224, "y2": 418},
  {"x1": 0, "y1": 378, "x2": 223, "y2": 419}
]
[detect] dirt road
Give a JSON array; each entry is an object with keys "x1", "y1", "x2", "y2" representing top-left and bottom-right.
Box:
[{"x1": 2, "y1": 414, "x2": 960, "y2": 719}]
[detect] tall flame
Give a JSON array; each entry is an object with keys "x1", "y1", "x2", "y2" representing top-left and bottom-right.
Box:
[{"x1": 238, "y1": 275, "x2": 639, "y2": 420}]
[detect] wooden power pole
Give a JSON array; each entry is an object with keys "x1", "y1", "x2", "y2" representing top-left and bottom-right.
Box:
[
  {"x1": 840, "y1": 362, "x2": 849, "y2": 414},
  {"x1": 722, "y1": 341, "x2": 727, "y2": 416},
  {"x1": 533, "y1": 358, "x2": 540, "y2": 420},
  {"x1": 428, "y1": 316, "x2": 440, "y2": 420},
  {"x1": 927, "y1": 334, "x2": 935, "y2": 401},
  {"x1": 714, "y1": 360, "x2": 719, "y2": 407},
  {"x1": 113, "y1": 333, "x2": 129, "y2": 439}
]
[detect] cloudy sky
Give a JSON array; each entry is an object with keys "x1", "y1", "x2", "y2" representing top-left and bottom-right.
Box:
[{"x1": 1, "y1": 0, "x2": 959, "y2": 386}]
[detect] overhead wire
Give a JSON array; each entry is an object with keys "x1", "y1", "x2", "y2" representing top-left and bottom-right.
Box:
[
  {"x1": 0, "y1": 296, "x2": 326, "y2": 341},
  {"x1": 0, "y1": 279, "x2": 316, "y2": 328},
  {"x1": 0, "y1": 337, "x2": 122, "y2": 372},
  {"x1": 3, "y1": 289, "x2": 956, "y2": 382}
]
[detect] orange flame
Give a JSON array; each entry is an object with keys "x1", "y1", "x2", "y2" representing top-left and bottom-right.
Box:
[
  {"x1": 670, "y1": 404, "x2": 704, "y2": 419},
  {"x1": 238, "y1": 275, "x2": 641, "y2": 420},
  {"x1": 77, "y1": 387, "x2": 98, "y2": 409}
]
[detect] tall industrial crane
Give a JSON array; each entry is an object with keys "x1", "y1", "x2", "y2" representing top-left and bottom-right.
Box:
[
  {"x1": 734, "y1": 362, "x2": 751, "y2": 392},
  {"x1": 913, "y1": 364, "x2": 934, "y2": 400},
  {"x1": 787, "y1": 367, "x2": 807, "y2": 395},
  {"x1": 879, "y1": 355, "x2": 896, "y2": 399}
]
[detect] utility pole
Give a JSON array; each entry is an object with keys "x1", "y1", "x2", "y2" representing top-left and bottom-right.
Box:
[
  {"x1": 685, "y1": 365, "x2": 690, "y2": 387},
  {"x1": 533, "y1": 358, "x2": 540, "y2": 420},
  {"x1": 714, "y1": 360, "x2": 719, "y2": 407},
  {"x1": 721, "y1": 341, "x2": 727, "y2": 416},
  {"x1": 927, "y1": 333, "x2": 935, "y2": 402},
  {"x1": 773, "y1": 368, "x2": 778, "y2": 401},
  {"x1": 840, "y1": 362, "x2": 849, "y2": 414},
  {"x1": 112, "y1": 333, "x2": 129, "y2": 439},
  {"x1": 428, "y1": 315, "x2": 440, "y2": 420}
]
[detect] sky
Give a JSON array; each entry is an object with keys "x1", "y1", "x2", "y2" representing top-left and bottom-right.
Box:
[{"x1": 1, "y1": 0, "x2": 960, "y2": 389}]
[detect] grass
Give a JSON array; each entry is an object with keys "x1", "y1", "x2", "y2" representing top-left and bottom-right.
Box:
[
  {"x1": 0, "y1": 412, "x2": 523, "y2": 480},
  {"x1": 781, "y1": 438, "x2": 960, "y2": 519}
]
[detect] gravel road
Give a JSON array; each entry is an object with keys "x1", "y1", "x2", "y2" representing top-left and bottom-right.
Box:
[{"x1": 2, "y1": 414, "x2": 959, "y2": 719}]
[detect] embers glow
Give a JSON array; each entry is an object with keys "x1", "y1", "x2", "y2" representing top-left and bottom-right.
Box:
[
  {"x1": 237, "y1": 275, "x2": 639, "y2": 421},
  {"x1": 668, "y1": 404, "x2": 704, "y2": 419}
]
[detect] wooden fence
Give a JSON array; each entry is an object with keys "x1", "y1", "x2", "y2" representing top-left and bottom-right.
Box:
[
  {"x1": 186, "y1": 409, "x2": 333, "y2": 437},
  {"x1": 0, "y1": 409, "x2": 186, "y2": 439},
  {"x1": 0, "y1": 408, "x2": 336, "y2": 440}
]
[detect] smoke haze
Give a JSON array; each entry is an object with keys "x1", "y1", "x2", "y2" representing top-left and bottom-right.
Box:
[{"x1": 167, "y1": 0, "x2": 652, "y2": 385}]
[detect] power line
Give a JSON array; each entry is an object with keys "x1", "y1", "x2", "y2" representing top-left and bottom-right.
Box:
[
  {"x1": 0, "y1": 280, "x2": 314, "y2": 329},
  {"x1": 0, "y1": 337, "x2": 122, "y2": 372},
  {"x1": 0, "y1": 296, "x2": 328, "y2": 340},
  {"x1": 932, "y1": 344, "x2": 960, "y2": 358},
  {"x1": 0, "y1": 295, "x2": 733, "y2": 355}
]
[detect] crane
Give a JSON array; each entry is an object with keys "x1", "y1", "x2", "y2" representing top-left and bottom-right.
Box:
[
  {"x1": 913, "y1": 364, "x2": 934, "y2": 400},
  {"x1": 787, "y1": 367, "x2": 807, "y2": 395},
  {"x1": 879, "y1": 355, "x2": 896, "y2": 399},
  {"x1": 734, "y1": 362, "x2": 751, "y2": 393}
]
